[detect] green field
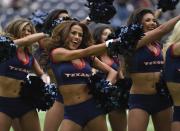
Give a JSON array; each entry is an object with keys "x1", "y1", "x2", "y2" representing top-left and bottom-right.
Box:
[{"x1": 11, "y1": 111, "x2": 154, "y2": 131}]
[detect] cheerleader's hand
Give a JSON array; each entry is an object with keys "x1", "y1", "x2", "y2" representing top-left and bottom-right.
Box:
[
  {"x1": 105, "y1": 39, "x2": 114, "y2": 47},
  {"x1": 41, "y1": 74, "x2": 50, "y2": 84},
  {"x1": 80, "y1": 16, "x2": 91, "y2": 25}
]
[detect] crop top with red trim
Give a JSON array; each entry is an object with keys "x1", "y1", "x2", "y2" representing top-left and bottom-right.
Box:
[
  {"x1": 0, "y1": 48, "x2": 34, "y2": 80},
  {"x1": 50, "y1": 57, "x2": 93, "y2": 86},
  {"x1": 129, "y1": 42, "x2": 164, "y2": 73}
]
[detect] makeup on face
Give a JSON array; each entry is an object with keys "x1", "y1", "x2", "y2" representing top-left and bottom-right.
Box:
[
  {"x1": 67, "y1": 25, "x2": 83, "y2": 50},
  {"x1": 141, "y1": 13, "x2": 157, "y2": 32}
]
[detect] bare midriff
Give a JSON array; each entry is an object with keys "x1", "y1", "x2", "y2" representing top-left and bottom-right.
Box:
[
  {"x1": 130, "y1": 72, "x2": 161, "y2": 94},
  {"x1": 59, "y1": 84, "x2": 92, "y2": 105},
  {"x1": 0, "y1": 76, "x2": 22, "y2": 97}
]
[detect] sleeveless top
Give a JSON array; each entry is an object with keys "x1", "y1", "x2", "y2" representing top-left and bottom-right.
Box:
[
  {"x1": 50, "y1": 57, "x2": 93, "y2": 86},
  {"x1": 0, "y1": 49, "x2": 34, "y2": 80},
  {"x1": 129, "y1": 42, "x2": 164, "y2": 73}
]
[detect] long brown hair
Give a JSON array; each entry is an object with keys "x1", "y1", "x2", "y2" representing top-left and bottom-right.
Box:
[
  {"x1": 39, "y1": 21, "x2": 94, "y2": 70},
  {"x1": 127, "y1": 8, "x2": 155, "y2": 25},
  {"x1": 124, "y1": 8, "x2": 156, "y2": 75},
  {"x1": 45, "y1": 21, "x2": 93, "y2": 52}
]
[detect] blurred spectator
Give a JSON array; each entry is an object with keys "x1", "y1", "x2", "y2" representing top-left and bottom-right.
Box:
[
  {"x1": 0, "y1": 0, "x2": 89, "y2": 27},
  {"x1": 0, "y1": 0, "x2": 12, "y2": 8},
  {"x1": 0, "y1": 24, "x2": 2, "y2": 32},
  {"x1": 11, "y1": 0, "x2": 24, "y2": 10},
  {"x1": 111, "y1": 0, "x2": 134, "y2": 27},
  {"x1": 131, "y1": 0, "x2": 153, "y2": 9}
]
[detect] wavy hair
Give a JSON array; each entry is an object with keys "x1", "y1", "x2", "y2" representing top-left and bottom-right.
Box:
[
  {"x1": 5, "y1": 18, "x2": 37, "y2": 54},
  {"x1": 45, "y1": 21, "x2": 93, "y2": 52},
  {"x1": 5, "y1": 19, "x2": 36, "y2": 39}
]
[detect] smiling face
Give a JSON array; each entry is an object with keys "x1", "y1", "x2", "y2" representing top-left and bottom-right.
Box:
[
  {"x1": 66, "y1": 25, "x2": 83, "y2": 50},
  {"x1": 141, "y1": 13, "x2": 157, "y2": 32},
  {"x1": 101, "y1": 28, "x2": 112, "y2": 42}
]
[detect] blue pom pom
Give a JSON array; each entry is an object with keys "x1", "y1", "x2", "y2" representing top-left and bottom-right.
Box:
[
  {"x1": 20, "y1": 74, "x2": 58, "y2": 111},
  {"x1": 85, "y1": 0, "x2": 116, "y2": 23},
  {"x1": 0, "y1": 35, "x2": 17, "y2": 63},
  {"x1": 108, "y1": 24, "x2": 144, "y2": 56},
  {"x1": 29, "y1": 10, "x2": 48, "y2": 32},
  {"x1": 88, "y1": 72, "x2": 131, "y2": 113}
]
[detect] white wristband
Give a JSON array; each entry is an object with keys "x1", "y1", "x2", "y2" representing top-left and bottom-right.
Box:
[
  {"x1": 86, "y1": 16, "x2": 91, "y2": 21},
  {"x1": 41, "y1": 73, "x2": 50, "y2": 84},
  {"x1": 105, "y1": 39, "x2": 113, "y2": 47},
  {"x1": 44, "y1": 33, "x2": 50, "y2": 37},
  {"x1": 106, "y1": 80, "x2": 112, "y2": 86}
]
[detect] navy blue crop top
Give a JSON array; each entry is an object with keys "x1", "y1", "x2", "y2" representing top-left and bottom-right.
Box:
[
  {"x1": 50, "y1": 58, "x2": 93, "y2": 86},
  {"x1": 164, "y1": 44, "x2": 180, "y2": 83},
  {"x1": 129, "y1": 42, "x2": 164, "y2": 73},
  {"x1": 0, "y1": 49, "x2": 34, "y2": 80}
]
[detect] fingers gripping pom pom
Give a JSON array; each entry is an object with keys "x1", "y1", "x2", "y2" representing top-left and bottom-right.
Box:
[
  {"x1": 20, "y1": 74, "x2": 58, "y2": 111},
  {"x1": 0, "y1": 36, "x2": 17, "y2": 63},
  {"x1": 41, "y1": 74, "x2": 50, "y2": 84},
  {"x1": 105, "y1": 39, "x2": 114, "y2": 47}
]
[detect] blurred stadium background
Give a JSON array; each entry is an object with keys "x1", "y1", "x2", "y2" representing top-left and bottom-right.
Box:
[{"x1": 0, "y1": 0, "x2": 180, "y2": 28}]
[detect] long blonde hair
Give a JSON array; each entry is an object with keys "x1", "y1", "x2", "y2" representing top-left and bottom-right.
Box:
[
  {"x1": 5, "y1": 18, "x2": 36, "y2": 39},
  {"x1": 5, "y1": 19, "x2": 37, "y2": 53},
  {"x1": 163, "y1": 20, "x2": 180, "y2": 55}
]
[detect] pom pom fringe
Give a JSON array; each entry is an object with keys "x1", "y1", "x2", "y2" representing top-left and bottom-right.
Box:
[
  {"x1": 107, "y1": 24, "x2": 145, "y2": 57},
  {"x1": 85, "y1": 0, "x2": 116, "y2": 23},
  {"x1": 88, "y1": 72, "x2": 132, "y2": 113},
  {"x1": 0, "y1": 35, "x2": 17, "y2": 63},
  {"x1": 20, "y1": 74, "x2": 58, "y2": 111}
]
